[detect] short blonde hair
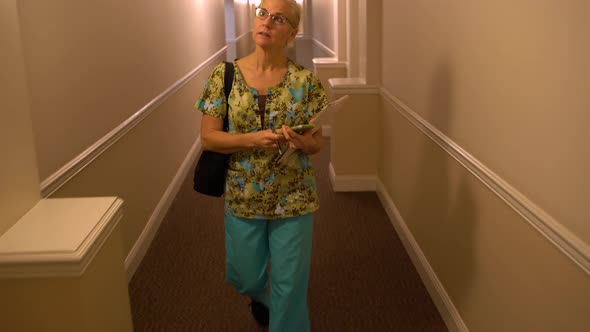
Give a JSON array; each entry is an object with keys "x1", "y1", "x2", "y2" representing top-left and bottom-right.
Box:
[{"x1": 260, "y1": 0, "x2": 301, "y2": 28}]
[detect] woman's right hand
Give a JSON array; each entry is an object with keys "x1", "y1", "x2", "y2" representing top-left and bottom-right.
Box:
[
  {"x1": 201, "y1": 114, "x2": 284, "y2": 153},
  {"x1": 250, "y1": 129, "x2": 284, "y2": 149}
]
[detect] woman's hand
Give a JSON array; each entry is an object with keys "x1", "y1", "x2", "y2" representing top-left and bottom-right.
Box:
[
  {"x1": 281, "y1": 119, "x2": 322, "y2": 155},
  {"x1": 201, "y1": 115, "x2": 285, "y2": 153},
  {"x1": 251, "y1": 129, "x2": 285, "y2": 150}
]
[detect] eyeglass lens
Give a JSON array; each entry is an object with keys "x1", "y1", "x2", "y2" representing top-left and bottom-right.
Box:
[{"x1": 256, "y1": 8, "x2": 288, "y2": 25}]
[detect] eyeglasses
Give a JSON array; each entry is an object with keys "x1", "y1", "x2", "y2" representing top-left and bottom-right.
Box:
[{"x1": 255, "y1": 7, "x2": 296, "y2": 29}]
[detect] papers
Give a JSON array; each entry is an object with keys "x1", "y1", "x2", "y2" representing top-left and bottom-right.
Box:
[
  {"x1": 308, "y1": 94, "x2": 350, "y2": 133},
  {"x1": 274, "y1": 95, "x2": 350, "y2": 135},
  {"x1": 275, "y1": 95, "x2": 350, "y2": 164}
]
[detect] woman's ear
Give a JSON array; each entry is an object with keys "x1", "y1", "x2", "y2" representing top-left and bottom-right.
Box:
[{"x1": 286, "y1": 29, "x2": 298, "y2": 47}]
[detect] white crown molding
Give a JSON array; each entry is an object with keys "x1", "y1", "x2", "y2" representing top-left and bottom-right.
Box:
[
  {"x1": 380, "y1": 88, "x2": 590, "y2": 276},
  {"x1": 328, "y1": 162, "x2": 377, "y2": 192},
  {"x1": 376, "y1": 181, "x2": 469, "y2": 332},
  {"x1": 125, "y1": 136, "x2": 202, "y2": 282},
  {"x1": 40, "y1": 47, "x2": 228, "y2": 198},
  {"x1": 0, "y1": 197, "x2": 123, "y2": 279}
]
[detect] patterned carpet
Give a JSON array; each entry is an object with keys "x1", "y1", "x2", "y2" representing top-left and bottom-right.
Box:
[{"x1": 129, "y1": 139, "x2": 448, "y2": 331}]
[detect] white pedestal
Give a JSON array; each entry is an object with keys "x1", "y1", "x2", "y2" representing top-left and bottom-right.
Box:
[{"x1": 0, "y1": 197, "x2": 133, "y2": 332}]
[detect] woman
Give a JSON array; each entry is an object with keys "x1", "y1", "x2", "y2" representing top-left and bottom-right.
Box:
[{"x1": 196, "y1": 0, "x2": 327, "y2": 331}]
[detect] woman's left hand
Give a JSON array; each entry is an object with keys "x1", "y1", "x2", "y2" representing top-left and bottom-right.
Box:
[{"x1": 281, "y1": 119, "x2": 321, "y2": 155}]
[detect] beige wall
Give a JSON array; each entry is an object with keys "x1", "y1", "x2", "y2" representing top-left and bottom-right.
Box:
[
  {"x1": 381, "y1": 0, "x2": 589, "y2": 242},
  {"x1": 18, "y1": 0, "x2": 226, "y2": 180},
  {"x1": 226, "y1": 0, "x2": 253, "y2": 61},
  {"x1": 236, "y1": 34, "x2": 255, "y2": 59},
  {"x1": 381, "y1": 102, "x2": 590, "y2": 331},
  {"x1": 310, "y1": 0, "x2": 336, "y2": 54},
  {"x1": 0, "y1": 1, "x2": 40, "y2": 235},
  {"x1": 234, "y1": 1, "x2": 255, "y2": 60},
  {"x1": 332, "y1": 93, "x2": 380, "y2": 175},
  {"x1": 314, "y1": 66, "x2": 347, "y2": 100},
  {"x1": 380, "y1": 0, "x2": 590, "y2": 330},
  {"x1": 51, "y1": 67, "x2": 218, "y2": 258},
  {"x1": 11, "y1": 0, "x2": 226, "y2": 258},
  {"x1": 234, "y1": 0, "x2": 252, "y2": 37},
  {"x1": 362, "y1": 0, "x2": 381, "y2": 85}
]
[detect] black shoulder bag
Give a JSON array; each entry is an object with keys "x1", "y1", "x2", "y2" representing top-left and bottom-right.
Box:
[{"x1": 193, "y1": 61, "x2": 234, "y2": 196}]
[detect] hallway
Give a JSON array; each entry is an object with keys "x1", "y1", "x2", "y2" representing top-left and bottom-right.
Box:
[
  {"x1": 129, "y1": 138, "x2": 448, "y2": 331},
  {"x1": 128, "y1": 8, "x2": 446, "y2": 329},
  {"x1": 5, "y1": 1, "x2": 590, "y2": 331}
]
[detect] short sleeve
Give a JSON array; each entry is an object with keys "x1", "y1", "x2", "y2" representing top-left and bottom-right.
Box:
[
  {"x1": 194, "y1": 62, "x2": 227, "y2": 119},
  {"x1": 306, "y1": 74, "x2": 328, "y2": 119}
]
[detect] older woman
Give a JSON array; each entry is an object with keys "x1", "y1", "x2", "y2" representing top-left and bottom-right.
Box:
[{"x1": 196, "y1": 0, "x2": 327, "y2": 331}]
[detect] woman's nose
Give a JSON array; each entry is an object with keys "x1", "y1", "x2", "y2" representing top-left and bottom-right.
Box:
[{"x1": 261, "y1": 15, "x2": 275, "y2": 25}]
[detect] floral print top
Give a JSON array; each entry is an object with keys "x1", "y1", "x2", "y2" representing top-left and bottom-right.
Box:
[{"x1": 196, "y1": 60, "x2": 328, "y2": 219}]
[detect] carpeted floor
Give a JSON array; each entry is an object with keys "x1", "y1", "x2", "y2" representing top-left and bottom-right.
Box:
[{"x1": 129, "y1": 139, "x2": 448, "y2": 331}]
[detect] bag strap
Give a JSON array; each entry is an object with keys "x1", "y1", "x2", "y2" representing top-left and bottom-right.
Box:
[{"x1": 223, "y1": 61, "x2": 235, "y2": 132}]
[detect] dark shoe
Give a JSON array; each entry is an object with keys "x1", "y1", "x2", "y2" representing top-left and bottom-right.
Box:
[{"x1": 249, "y1": 299, "x2": 269, "y2": 326}]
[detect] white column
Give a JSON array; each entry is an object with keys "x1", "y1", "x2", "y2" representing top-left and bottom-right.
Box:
[
  {"x1": 364, "y1": 0, "x2": 382, "y2": 85},
  {"x1": 0, "y1": 0, "x2": 41, "y2": 235},
  {"x1": 345, "y1": 0, "x2": 381, "y2": 83},
  {"x1": 336, "y1": 0, "x2": 347, "y2": 62},
  {"x1": 358, "y1": 0, "x2": 367, "y2": 80},
  {"x1": 346, "y1": 0, "x2": 359, "y2": 77}
]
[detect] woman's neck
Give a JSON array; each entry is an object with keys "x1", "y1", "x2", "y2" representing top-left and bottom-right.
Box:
[{"x1": 251, "y1": 47, "x2": 288, "y2": 71}]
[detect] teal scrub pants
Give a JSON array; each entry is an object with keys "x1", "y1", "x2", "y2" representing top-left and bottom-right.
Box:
[{"x1": 224, "y1": 213, "x2": 314, "y2": 332}]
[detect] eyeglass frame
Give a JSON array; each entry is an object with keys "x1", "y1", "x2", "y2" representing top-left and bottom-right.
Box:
[{"x1": 255, "y1": 7, "x2": 297, "y2": 29}]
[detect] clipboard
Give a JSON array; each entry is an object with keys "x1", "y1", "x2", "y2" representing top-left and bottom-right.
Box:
[{"x1": 275, "y1": 94, "x2": 350, "y2": 164}]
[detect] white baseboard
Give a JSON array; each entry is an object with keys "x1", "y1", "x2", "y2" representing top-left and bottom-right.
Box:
[
  {"x1": 124, "y1": 137, "x2": 202, "y2": 282},
  {"x1": 376, "y1": 180, "x2": 469, "y2": 332},
  {"x1": 328, "y1": 162, "x2": 377, "y2": 192}
]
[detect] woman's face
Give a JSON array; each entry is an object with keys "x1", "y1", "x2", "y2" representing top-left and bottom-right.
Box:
[{"x1": 253, "y1": 0, "x2": 297, "y2": 50}]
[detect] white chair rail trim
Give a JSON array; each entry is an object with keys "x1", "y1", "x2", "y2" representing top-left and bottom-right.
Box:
[
  {"x1": 328, "y1": 78, "x2": 380, "y2": 95},
  {"x1": 225, "y1": 31, "x2": 251, "y2": 44},
  {"x1": 312, "y1": 38, "x2": 336, "y2": 58},
  {"x1": 312, "y1": 57, "x2": 348, "y2": 69},
  {"x1": 40, "y1": 47, "x2": 228, "y2": 198},
  {"x1": 381, "y1": 88, "x2": 590, "y2": 276}
]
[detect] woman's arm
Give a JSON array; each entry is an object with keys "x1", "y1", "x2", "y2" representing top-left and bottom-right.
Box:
[{"x1": 200, "y1": 114, "x2": 283, "y2": 154}]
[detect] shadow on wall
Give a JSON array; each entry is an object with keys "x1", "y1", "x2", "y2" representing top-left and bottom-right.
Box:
[{"x1": 406, "y1": 60, "x2": 477, "y2": 310}]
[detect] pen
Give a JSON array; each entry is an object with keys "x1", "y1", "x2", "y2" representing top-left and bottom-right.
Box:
[{"x1": 270, "y1": 123, "x2": 282, "y2": 155}]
